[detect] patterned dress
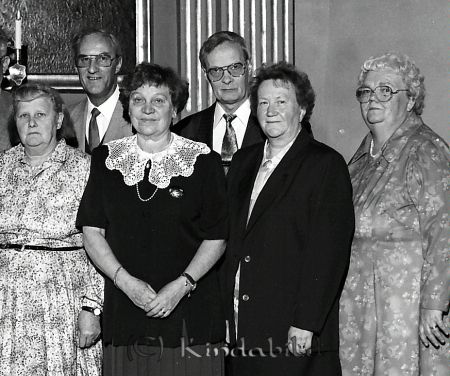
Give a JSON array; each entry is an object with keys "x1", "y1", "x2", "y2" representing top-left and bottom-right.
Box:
[
  {"x1": 339, "y1": 115, "x2": 450, "y2": 376},
  {"x1": 0, "y1": 140, "x2": 103, "y2": 376}
]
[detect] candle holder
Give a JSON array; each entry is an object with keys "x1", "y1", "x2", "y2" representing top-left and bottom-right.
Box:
[{"x1": 2, "y1": 45, "x2": 27, "y2": 90}]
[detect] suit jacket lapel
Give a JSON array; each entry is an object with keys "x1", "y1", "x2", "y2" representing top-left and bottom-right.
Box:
[
  {"x1": 71, "y1": 99, "x2": 88, "y2": 152},
  {"x1": 102, "y1": 100, "x2": 132, "y2": 144},
  {"x1": 231, "y1": 145, "x2": 263, "y2": 243},
  {"x1": 195, "y1": 104, "x2": 215, "y2": 147},
  {"x1": 245, "y1": 129, "x2": 312, "y2": 235}
]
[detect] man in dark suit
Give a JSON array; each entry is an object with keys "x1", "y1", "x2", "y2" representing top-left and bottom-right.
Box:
[
  {"x1": 224, "y1": 62, "x2": 354, "y2": 375},
  {"x1": 173, "y1": 31, "x2": 265, "y2": 171},
  {"x1": 69, "y1": 29, "x2": 132, "y2": 153}
]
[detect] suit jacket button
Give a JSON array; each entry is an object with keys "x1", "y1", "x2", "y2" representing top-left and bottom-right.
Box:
[
  {"x1": 242, "y1": 294, "x2": 250, "y2": 301},
  {"x1": 244, "y1": 255, "x2": 251, "y2": 262}
]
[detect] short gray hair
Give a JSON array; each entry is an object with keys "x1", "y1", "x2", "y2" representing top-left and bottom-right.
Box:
[{"x1": 358, "y1": 52, "x2": 425, "y2": 115}]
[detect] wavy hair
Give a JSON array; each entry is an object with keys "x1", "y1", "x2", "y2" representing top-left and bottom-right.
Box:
[
  {"x1": 119, "y1": 62, "x2": 189, "y2": 123},
  {"x1": 250, "y1": 61, "x2": 315, "y2": 124},
  {"x1": 358, "y1": 52, "x2": 425, "y2": 115}
]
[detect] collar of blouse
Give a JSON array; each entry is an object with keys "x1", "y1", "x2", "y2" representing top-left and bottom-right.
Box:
[{"x1": 105, "y1": 133, "x2": 210, "y2": 189}]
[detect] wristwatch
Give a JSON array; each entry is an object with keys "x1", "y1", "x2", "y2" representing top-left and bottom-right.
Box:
[
  {"x1": 82, "y1": 305, "x2": 102, "y2": 316},
  {"x1": 181, "y1": 272, "x2": 197, "y2": 293}
]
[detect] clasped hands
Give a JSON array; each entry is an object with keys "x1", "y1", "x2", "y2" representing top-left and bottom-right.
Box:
[{"x1": 120, "y1": 274, "x2": 190, "y2": 318}]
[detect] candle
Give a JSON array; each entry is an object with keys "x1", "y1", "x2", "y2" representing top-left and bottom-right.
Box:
[{"x1": 15, "y1": 10, "x2": 22, "y2": 49}]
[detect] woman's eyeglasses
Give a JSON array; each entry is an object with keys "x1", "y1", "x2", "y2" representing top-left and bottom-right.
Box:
[
  {"x1": 206, "y1": 62, "x2": 246, "y2": 82},
  {"x1": 356, "y1": 85, "x2": 408, "y2": 103}
]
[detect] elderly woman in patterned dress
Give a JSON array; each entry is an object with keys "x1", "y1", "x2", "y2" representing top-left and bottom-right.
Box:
[
  {"x1": 339, "y1": 52, "x2": 450, "y2": 376},
  {"x1": 0, "y1": 83, "x2": 103, "y2": 375},
  {"x1": 77, "y1": 62, "x2": 227, "y2": 376}
]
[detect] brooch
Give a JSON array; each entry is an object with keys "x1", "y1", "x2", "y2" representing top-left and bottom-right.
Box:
[{"x1": 169, "y1": 187, "x2": 184, "y2": 198}]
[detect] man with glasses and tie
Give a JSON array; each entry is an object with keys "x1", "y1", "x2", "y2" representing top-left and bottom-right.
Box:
[
  {"x1": 69, "y1": 29, "x2": 132, "y2": 154},
  {"x1": 174, "y1": 31, "x2": 265, "y2": 172}
]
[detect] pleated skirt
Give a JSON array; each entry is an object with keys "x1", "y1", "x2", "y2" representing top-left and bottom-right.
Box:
[{"x1": 104, "y1": 342, "x2": 225, "y2": 376}]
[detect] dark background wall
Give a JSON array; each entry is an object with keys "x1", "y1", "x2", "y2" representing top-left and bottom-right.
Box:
[{"x1": 3, "y1": 0, "x2": 135, "y2": 74}]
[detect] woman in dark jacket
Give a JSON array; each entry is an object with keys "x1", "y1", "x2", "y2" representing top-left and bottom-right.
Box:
[{"x1": 224, "y1": 62, "x2": 354, "y2": 375}]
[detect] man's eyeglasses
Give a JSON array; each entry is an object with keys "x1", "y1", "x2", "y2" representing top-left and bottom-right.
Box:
[
  {"x1": 356, "y1": 85, "x2": 408, "y2": 103},
  {"x1": 206, "y1": 62, "x2": 246, "y2": 82},
  {"x1": 76, "y1": 54, "x2": 118, "y2": 68}
]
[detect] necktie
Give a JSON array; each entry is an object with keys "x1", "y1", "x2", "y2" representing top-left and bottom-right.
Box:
[
  {"x1": 88, "y1": 108, "x2": 101, "y2": 154},
  {"x1": 221, "y1": 114, "x2": 238, "y2": 173}
]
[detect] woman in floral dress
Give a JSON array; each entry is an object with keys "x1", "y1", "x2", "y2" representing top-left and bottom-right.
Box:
[
  {"x1": 339, "y1": 52, "x2": 450, "y2": 375},
  {"x1": 0, "y1": 83, "x2": 103, "y2": 375}
]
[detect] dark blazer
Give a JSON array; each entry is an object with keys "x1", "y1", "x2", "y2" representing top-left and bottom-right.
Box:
[
  {"x1": 224, "y1": 129, "x2": 354, "y2": 355},
  {"x1": 68, "y1": 97, "x2": 133, "y2": 152},
  {"x1": 172, "y1": 102, "x2": 265, "y2": 148}
]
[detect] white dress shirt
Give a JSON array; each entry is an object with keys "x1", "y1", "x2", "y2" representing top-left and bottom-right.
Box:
[
  {"x1": 212, "y1": 99, "x2": 251, "y2": 153},
  {"x1": 85, "y1": 86, "x2": 120, "y2": 143}
]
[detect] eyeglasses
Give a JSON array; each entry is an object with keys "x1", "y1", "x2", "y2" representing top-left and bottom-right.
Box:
[
  {"x1": 76, "y1": 54, "x2": 118, "y2": 68},
  {"x1": 356, "y1": 85, "x2": 409, "y2": 103},
  {"x1": 206, "y1": 62, "x2": 246, "y2": 82}
]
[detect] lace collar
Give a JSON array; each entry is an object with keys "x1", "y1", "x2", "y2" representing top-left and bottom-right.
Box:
[{"x1": 105, "y1": 133, "x2": 210, "y2": 188}]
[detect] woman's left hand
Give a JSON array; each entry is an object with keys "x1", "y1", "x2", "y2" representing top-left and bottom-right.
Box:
[
  {"x1": 145, "y1": 277, "x2": 188, "y2": 318},
  {"x1": 287, "y1": 326, "x2": 313, "y2": 356},
  {"x1": 419, "y1": 308, "x2": 448, "y2": 348},
  {"x1": 77, "y1": 310, "x2": 101, "y2": 348}
]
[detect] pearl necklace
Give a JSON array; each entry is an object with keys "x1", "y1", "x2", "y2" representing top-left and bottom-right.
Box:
[{"x1": 135, "y1": 183, "x2": 158, "y2": 202}]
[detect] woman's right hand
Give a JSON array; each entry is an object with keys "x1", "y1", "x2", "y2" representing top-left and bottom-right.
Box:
[
  {"x1": 117, "y1": 272, "x2": 157, "y2": 311},
  {"x1": 419, "y1": 308, "x2": 448, "y2": 348}
]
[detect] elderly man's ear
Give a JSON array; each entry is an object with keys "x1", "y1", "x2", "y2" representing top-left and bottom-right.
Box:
[{"x1": 114, "y1": 56, "x2": 123, "y2": 74}]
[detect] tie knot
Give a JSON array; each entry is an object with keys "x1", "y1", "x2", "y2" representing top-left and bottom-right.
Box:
[
  {"x1": 91, "y1": 107, "x2": 101, "y2": 118},
  {"x1": 223, "y1": 113, "x2": 236, "y2": 125}
]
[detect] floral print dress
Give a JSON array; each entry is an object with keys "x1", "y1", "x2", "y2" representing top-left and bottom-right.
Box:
[
  {"x1": 0, "y1": 140, "x2": 103, "y2": 376},
  {"x1": 339, "y1": 115, "x2": 450, "y2": 376}
]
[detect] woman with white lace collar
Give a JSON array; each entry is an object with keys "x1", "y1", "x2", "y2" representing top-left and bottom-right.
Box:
[{"x1": 77, "y1": 62, "x2": 228, "y2": 376}]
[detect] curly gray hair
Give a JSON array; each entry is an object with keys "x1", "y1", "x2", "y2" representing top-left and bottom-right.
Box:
[{"x1": 357, "y1": 52, "x2": 425, "y2": 115}]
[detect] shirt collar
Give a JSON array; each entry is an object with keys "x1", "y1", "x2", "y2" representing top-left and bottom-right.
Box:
[
  {"x1": 213, "y1": 98, "x2": 251, "y2": 128},
  {"x1": 262, "y1": 132, "x2": 298, "y2": 168},
  {"x1": 87, "y1": 86, "x2": 120, "y2": 120},
  {"x1": 17, "y1": 139, "x2": 68, "y2": 165},
  {"x1": 349, "y1": 114, "x2": 423, "y2": 165}
]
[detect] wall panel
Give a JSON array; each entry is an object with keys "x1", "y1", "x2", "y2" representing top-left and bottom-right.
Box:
[{"x1": 178, "y1": 0, "x2": 294, "y2": 117}]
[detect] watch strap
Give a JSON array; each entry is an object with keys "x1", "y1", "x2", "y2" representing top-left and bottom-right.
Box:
[{"x1": 82, "y1": 305, "x2": 102, "y2": 316}]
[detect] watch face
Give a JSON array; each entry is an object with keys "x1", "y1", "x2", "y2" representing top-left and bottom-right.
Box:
[{"x1": 93, "y1": 308, "x2": 101, "y2": 316}]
